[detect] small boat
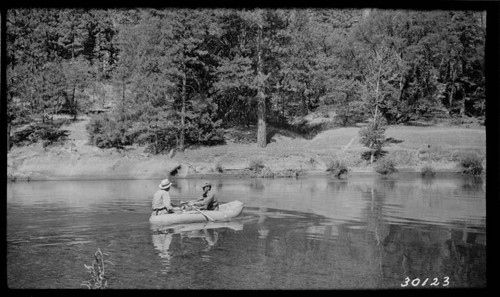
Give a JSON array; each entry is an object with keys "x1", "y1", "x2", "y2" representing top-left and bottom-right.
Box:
[{"x1": 149, "y1": 200, "x2": 244, "y2": 225}]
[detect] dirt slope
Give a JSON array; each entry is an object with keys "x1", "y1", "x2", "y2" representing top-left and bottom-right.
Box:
[{"x1": 7, "y1": 116, "x2": 486, "y2": 181}]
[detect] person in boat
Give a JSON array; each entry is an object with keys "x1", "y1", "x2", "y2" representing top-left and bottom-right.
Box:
[
  {"x1": 184, "y1": 181, "x2": 219, "y2": 211},
  {"x1": 152, "y1": 179, "x2": 179, "y2": 216}
]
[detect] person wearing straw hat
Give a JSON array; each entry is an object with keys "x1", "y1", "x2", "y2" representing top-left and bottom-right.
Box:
[
  {"x1": 186, "y1": 181, "x2": 219, "y2": 211},
  {"x1": 152, "y1": 179, "x2": 178, "y2": 216}
]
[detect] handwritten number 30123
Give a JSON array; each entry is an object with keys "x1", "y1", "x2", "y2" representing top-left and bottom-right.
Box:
[{"x1": 401, "y1": 277, "x2": 450, "y2": 287}]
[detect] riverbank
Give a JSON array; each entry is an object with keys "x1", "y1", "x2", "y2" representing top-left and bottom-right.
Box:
[{"x1": 7, "y1": 116, "x2": 486, "y2": 181}]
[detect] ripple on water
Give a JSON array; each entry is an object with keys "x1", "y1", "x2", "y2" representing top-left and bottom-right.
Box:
[{"x1": 7, "y1": 177, "x2": 486, "y2": 289}]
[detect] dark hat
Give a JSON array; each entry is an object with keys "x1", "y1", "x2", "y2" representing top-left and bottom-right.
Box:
[{"x1": 202, "y1": 181, "x2": 212, "y2": 189}]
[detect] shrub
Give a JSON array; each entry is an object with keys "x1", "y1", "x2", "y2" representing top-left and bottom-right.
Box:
[
  {"x1": 248, "y1": 159, "x2": 265, "y2": 172},
  {"x1": 458, "y1": 153, "x2": 483, "y2": 175},
  {"x1": 326, "y1": 159, "x2": 349, "y2": 178},
  {"x1": 86, "y1": 115, "x2": 135, "y2": 149},
  {"x1": 136, "y1": 126, "x2": 178, "y2": 154},
  {"x1": 38, "y1": 123, "x2": 69, "y2": 147},
  {"x1": 274, "y1": 168, "x2": 303, "y2": 178},
  {"x1": 420, "y1": 164, "x2": 436, "y2": 178},
  {"x1": 214, "y1": 159, "x2": 224, "y2": 173},
  {"x1": 185, "y1": 99, "x2": 226, "y2": 146},
  {"x1": 255, "y1": 167, "x2": 275, "y2": 178},
  {"x1": 7, "y1": 173, "x2": 17, "y2": 183},
  {"x1": 334, "y1": 98, "x2": 364, "y2": 127},
  {"x1": 11, "y1": 120, "x2": 69, "y2": 147},
  {"x1": 245, "y1": 159, "x2": 295, "y2": 178},
  {"x1": 86, "y1": 99, "x2": 225, "y2": 153},
  {"x1": 374, "y1": 157, "x2": 397, "y2": 175},
  {"x1": 359, "y1": 116, "x2": 387, "y2": 163}
]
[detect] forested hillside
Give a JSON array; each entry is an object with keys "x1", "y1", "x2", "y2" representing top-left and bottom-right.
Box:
[{"x1": 6, "y1": 8, "x2": 486, "y2": 153}]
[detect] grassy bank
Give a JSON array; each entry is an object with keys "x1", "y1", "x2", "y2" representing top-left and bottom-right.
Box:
[{"x1": 7, "y1": 116, "x2": 486, "y2": 181}]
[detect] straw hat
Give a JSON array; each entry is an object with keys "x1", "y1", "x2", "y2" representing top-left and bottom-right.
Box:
[{"x1": 159, "y1": 179, "x2": 172, "y2": 190}]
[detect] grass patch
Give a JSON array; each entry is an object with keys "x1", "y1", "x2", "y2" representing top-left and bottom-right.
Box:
[
  {"x1": 374, "y1": 157, "x2": 398, "y2": 175},
  {"x1": 386, "y1": 126, "x2": 485, "y2": 149},
  {"x1": 243, "y1": 166, "x2": 274, "y2": 178},
  {"x1": 244, "y1": 158, "x2": 302, "y2": 178},
  {"x1": 458, "y1": 153, "x2": 483, "y2": 175},
  {"x1": 390, "y1": 150, "x2": 418, "y2": 166}
]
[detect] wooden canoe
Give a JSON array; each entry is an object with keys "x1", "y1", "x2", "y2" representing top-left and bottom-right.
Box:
[{"x1": 149, "y1": 200, "x2": 244, "y2": 225}]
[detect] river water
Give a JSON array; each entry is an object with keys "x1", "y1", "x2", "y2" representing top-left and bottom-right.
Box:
[{"x1": 7, "y1": 175, "x2": 486, "y2": 289}]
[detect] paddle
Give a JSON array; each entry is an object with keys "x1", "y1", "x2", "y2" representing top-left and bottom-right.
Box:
[
  {"x1": 178, "y1": 199, "x2": 219, "y2": 222},
  {"x1": 192, "y1": 206, "x2": 215, "y2": 222}
]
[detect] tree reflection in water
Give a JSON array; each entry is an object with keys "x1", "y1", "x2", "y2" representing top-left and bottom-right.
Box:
[
  {"x1": 6, "y1": 177, "x2": 485, "y2": 289},
  {"x1": 360, "y1": 181, "x2": 486, "y2": 287}
]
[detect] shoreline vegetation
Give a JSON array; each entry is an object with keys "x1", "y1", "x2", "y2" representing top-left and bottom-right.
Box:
[
  {"x1": 6, "y1": 9, "x2": 487, "y2": 183},
  {"x1": 7, "y1": 115, "x2": 486, "y2": 182}
]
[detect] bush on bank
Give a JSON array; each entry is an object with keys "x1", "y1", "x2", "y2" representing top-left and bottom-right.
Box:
[
  {"x1": 326, "y1": 159, "x2": 349, "y2": 178},
  {"x1": 374, "y1": 157, "x2": 398, "y2": 175},
  {"x1": 420, "y1": 164, "x2": 436, "y2": 178},
  {"x1": 12, "y1": 118, "x2": 70, "y2": 148},
  {"x1": 458, "y1": 153, "x2": 483, "y2": 175}
]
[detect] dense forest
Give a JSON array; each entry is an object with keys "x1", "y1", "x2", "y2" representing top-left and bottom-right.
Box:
[{"x1": 6, "y1": 8, "x2": 486, "y2": 153}]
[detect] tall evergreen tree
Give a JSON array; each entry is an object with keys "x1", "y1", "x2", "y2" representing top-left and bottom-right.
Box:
[{"x1": 214, "y1": 9, "x2": 291, "y2": 147}]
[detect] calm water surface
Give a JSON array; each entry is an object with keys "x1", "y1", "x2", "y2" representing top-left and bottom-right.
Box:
[{"x1": 7, "y1": 176, "x2": 486, "y2": 289}]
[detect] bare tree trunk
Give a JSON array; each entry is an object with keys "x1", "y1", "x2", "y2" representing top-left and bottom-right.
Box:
[
  {"x1": 72, "y1": 85, "x2": 78, "y2": 121},
  {"x1": 449, "y1": 63, "x2": 456, "y2": 115},
  {"x1": 374, "y1": 60, "x2": 382, "y2": 121},
  {"x1": 122, "y1": 80, "x2": 125, "y2": 102},
  {"x1": 449, "y1": 84, "x2": 454, "y2": 115},
  {"x1": 155, "y1": 130, "x2": 158, "y2": 154},
  {"x1": 371, "y1": 60, "x2": 382, "y2": 165},
  {"x1": 180, "y1": 70, "x2": 187, "y2": 151},
  {"x1": 460, "y1": 97, "x2": 465, "y2": 117},
  {"x1": 282, "y1": 95, "x2": 286, "y2": 128},
  {"x1": 256, "y1": 23, "x2": 267, "y2": 148},
  {"x1": 257, "y1": 90, "x2": 266, "y2": 148},
  {"x1": 370, "y1": 142, "x2": 375, "y2": 164}
]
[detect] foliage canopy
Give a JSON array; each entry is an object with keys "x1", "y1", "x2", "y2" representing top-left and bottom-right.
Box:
[{"x1": 6, "y1": 8, "x2": 486, "y2": 152}]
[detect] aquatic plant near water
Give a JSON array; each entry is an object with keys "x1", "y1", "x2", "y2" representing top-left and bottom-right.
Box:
[{"x1": 81, "y1": 248, "x2": 114, "y2": 289}]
